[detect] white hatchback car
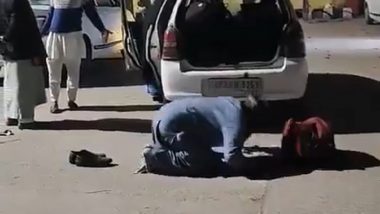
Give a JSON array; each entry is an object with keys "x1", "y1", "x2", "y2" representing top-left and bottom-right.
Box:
[
  {"x1": 123, "y1": 0, "x2": 308, "y2": 103},
  {"x1": 364, "y1": 0, "x2": 380, "y2": 24}
]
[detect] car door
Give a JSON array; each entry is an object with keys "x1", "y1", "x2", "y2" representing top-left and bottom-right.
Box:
[
  {"x1": 147, "y1": 0, "x2": 177, "y2": 76},
  {"x1": 120, "y1": 0, "x2": 144, "y2": 70},
  {"x1": 87, "y1": 0, "x2": 124, "y2": 59},
  {"x1": 121, "y1": 0, "x2": 176, "y2": 73},
  {"x1": 368, "y1": 0, "x2": 380, "y2": 15}
]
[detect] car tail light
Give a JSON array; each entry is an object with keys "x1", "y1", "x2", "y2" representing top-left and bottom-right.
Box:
[
  {"x1": 162, "y1": 27, "x2": 179, "y2": 60},
  {"x1": 282, "y1": 21, "x2": 306, "y2": 58}
]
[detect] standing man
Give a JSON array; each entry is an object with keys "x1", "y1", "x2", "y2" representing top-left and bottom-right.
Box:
[
  {"x1": 0, "y1": 0, "x2": 47, "y2": 129},
  {"x1": 139, "y1": 0, "x2": 164, "y2": 103},
  {"x1": 41, "y1": 0, "x2": 112, "y2": 113}
]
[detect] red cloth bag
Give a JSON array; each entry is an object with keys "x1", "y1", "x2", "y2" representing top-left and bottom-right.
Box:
[{"x1": 281, "y1": 117, "x2": 336, "y2": 159}]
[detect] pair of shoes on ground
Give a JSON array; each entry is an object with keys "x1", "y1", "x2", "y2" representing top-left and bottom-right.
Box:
[
  {"x1": 6, "y1": 118, "x2": 36, "y2": 130},
  {"x1": 69, "y1": 150, "x2": 113, "y2": 167},
  {"x1": 50, "y1": 101, "x2": 79, "y2": 114}
]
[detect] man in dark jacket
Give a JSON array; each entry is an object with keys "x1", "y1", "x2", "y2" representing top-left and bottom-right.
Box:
[{"x1": 0, "y1": 0, "x2": 47, "y2": 129}]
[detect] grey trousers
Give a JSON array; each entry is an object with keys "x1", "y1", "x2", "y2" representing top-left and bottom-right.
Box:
[
  {"x1": 3, "y1": 59, "x2": 46, "y2": 123},
  {"x1": 143, "y1": 121, "x2": 224, "y2": 176}
]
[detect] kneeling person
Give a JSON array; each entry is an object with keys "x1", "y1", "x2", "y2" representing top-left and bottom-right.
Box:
[{"x1": 136, "y1": 96, "x2": 258, "y2": 176}]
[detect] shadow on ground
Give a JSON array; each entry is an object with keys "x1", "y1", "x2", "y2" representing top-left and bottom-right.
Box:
[
  {"x1": 3, "y1": 65, "x2": 379, "y2": 134},
  {"x1": 34, "y1": 59, "x2": 145, "y2": 88},
  {"x1": 75, "y1": 163, "x2": 119, "y2": 168},
  {"x1": 68, "y1": 104, "x2": 161, "y2": 112},
  {"x1": 151, "y1": 146, "x2": 380, "y2": 180},
  {"x1": 242, "y1": 146, "x2": 380, "y2": 180},
  {"x1": 79, "y1": 60, "x2": 144, "y2": 88},
  {"x1": 254, "y1": 73, "x2": 380, "y2": 134},
  {"x1": 33, "y1": 118, "x2": 152, "y2": 133}
]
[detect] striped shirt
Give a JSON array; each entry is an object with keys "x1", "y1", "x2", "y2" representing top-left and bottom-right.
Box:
[{"x1": 41, "y1": 0, "x2": 106, "y2": 35}]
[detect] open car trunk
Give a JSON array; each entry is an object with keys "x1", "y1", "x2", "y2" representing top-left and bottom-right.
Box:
[{"x1": 177, "y1": 0, "x2": 287, "y2": 68}]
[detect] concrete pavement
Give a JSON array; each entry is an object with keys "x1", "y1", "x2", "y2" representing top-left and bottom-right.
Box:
[{"x1": 0, "y1": 19, "x2": 380, "y2": 214}]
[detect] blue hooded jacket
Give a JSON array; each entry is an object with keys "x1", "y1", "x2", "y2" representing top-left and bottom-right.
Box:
[{"x1": 41, "y1": 0, "x2": 106, "y2": 35}]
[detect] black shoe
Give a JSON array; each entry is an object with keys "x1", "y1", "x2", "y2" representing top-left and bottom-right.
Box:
[
  {"x1": 69, "y1": 150, "x2": 106, "y2": 164},
  {"x1": 69, "y1": 150, "x2": 112, "y2": 167},
  {"x1": 18, "y1": 122, "x2": 36, "y2": 130},
  {"x1": 6, "y1": 118, "x2": 18, "y2": 126},
  {"x1": 75, "y1": 155, "x2": 112, "y2": 167},
  {"x1": 68, "y1": 101, "x2": 79, "y2": 110},
  {"x1": 50, "y1": 102, "x2": 59, "y2": 114}
]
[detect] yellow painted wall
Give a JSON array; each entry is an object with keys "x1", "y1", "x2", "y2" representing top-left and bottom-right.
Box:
[
  {"x1": 291, "y1": 0, "x2": 303, "y2": 9},
  {"x1": 307, "y1": 0, "x2": 346, "y2": 9}
]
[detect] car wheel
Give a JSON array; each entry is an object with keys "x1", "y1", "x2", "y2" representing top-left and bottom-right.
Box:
[{"x1": 365, "y1": 3, "x2": 375, "y2": 25}]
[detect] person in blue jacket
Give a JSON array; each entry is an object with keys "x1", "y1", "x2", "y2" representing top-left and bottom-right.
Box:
[
  {"x1": 41, "y1": 0, "x2": 111, "y2": 113},
  {"x1": 135, "y1": 96, "x2": 259, "y2": 176}
]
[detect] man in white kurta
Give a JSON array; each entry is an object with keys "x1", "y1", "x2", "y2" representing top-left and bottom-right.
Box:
[{"x1": 41, "y1": 0, "x2": 111, "y2": 113}]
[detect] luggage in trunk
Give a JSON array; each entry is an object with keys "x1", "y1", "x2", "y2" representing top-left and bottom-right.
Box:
[{"x1": 179, "y1": 0, "x2": 285, "y2": 67}]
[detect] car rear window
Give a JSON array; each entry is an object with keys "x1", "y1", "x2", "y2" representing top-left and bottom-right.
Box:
[
  {"x1": 29, "y1": 0, "x2": 121, "y2": 7},
  {"x1": 176, "y1": 0, "x2": 290, "y2": 24}
]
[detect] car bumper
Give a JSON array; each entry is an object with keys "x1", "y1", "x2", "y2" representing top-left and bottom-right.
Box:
[
  {"x1": 161, "y1": 58, "x2": 308, "y2": 101},
  {"x1": 370, "y1": 13, "x2": 380, "y2": 22}
]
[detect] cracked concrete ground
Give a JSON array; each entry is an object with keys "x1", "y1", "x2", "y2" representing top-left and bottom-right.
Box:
[{"x1": 0, "y1": 19, "x2": 380, "y2": 214}]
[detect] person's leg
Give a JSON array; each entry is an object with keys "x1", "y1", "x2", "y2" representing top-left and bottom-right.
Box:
[
  {"x1": 62, "y1": 32, "x2": 82, "y2": 107},
  {"x1": 140, "y1": 8, "x2": 163, "y2": 102},
  {"x1": 142, "y1": 121, "x2": 221, "y2": 176},
  {"x1": 17, "y1": 61, "x2": 35, "y2": 125},
  {"x1": 64, "y1": 57, "x2": 81, "y2": 105},
  {"x1": 17, "y1": 60, "x2": 47, "y2": 128},
  {"x1": 3, "y1": 61, "x2": 20, "y2": 124},
  {"x1": 18, "y1": 106, "x2": 34, "y2": 125},
  {"x1": 143, "y1": 145, "x2": 221, "y2": 176},
  {"x1": 46, "y1": 32, "x2": 64, "y2": 108},
  {"x1": 47, "y1": 58, "x2": 63, "y2": 103},
  {"x1": 142, "y1": 66, "x2": 162, "y2": 101}
]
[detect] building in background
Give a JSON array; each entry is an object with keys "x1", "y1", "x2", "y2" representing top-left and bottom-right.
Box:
[{"x1": 294, "y1": 0, "x2": 364, "y2": 19}]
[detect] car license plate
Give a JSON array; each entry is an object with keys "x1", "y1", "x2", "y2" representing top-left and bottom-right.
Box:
[{"x1": 202, "y1": 78, "x2": 263, "y2": 97}]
